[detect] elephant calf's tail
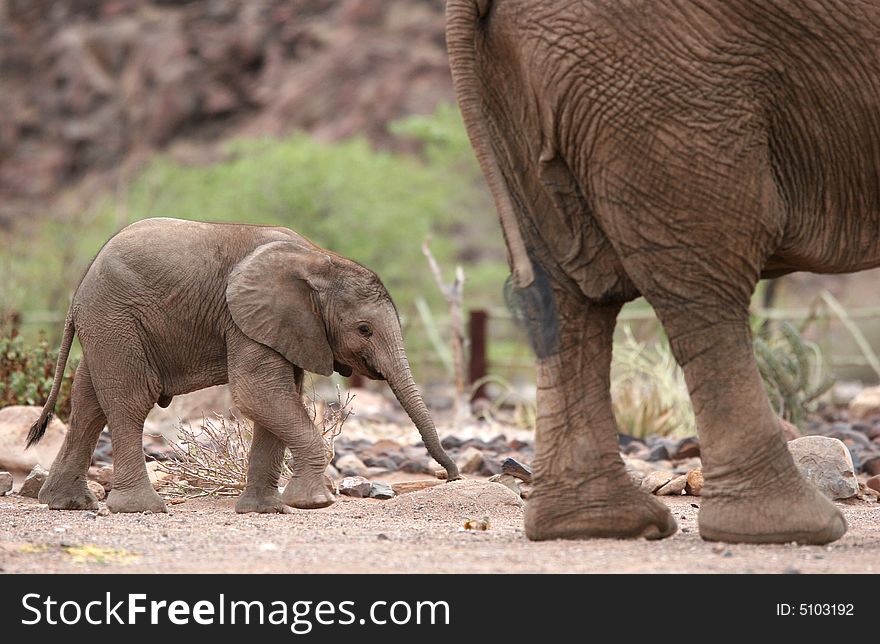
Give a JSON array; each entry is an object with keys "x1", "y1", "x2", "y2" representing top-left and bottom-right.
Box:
[{"x1": 26, "y1": 313, "x2": 76, "y2": 448}]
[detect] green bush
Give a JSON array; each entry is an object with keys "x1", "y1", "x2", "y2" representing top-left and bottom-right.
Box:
[{"x1": 0, "y1": 328, "x2": 77, "y2": 421}]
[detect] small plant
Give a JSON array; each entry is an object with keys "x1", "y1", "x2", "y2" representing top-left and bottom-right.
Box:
[
  {"x1": 158, "y1": 387, "x2": 353, "y2": 497},
  {"x1": 754, "y1": 321, "x2": 834, "y2": 427},
  {"x1": 611, "y1": 326, "x2": 695, "y2": 439},
  {"x1": 0, "y1": 326, "x2": 77, "y2": 421}
]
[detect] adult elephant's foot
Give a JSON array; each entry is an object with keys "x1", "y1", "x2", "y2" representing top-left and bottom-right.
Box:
[
  {"x1": 106, "y1": 485, "x2": 168, "y2": 513},
  {"x1": 236, "y1": 489, "x2": 293, "y2": 514},
  {"x1": 281, "y1": 474, "x2": 335, "y2": 509},
  {"x1": 38, "y1": 477, "x2": 99, "y2": 511},
  {"x1": 699, "y1": 469, "x2": 846, "y2": 544},
  {"x1": 524, "y1": 476, "x2": 677, "y2": 541}
]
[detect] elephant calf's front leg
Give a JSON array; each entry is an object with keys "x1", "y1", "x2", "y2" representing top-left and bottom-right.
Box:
[
  {"x1": 525, "y1": 302, "x2": 676, "y2": 541},
  {"x1": 236, "y1": 423, "x2": 292, "y2": 514}
]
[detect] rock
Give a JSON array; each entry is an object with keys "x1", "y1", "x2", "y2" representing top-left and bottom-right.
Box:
[
  {"x1": 92, "y1": 465, "x2": 114, "y2": 492},
  {"x1": 488, "y1": 473, "x2": 522, "y2": 496},
  {"x1": 673, "y1": 436, "x2": 700, "y2": 459},
  {"x1": 0, "y1": 471, "x2": 13, "y2": 494},
  {"x1": 325, "y1": 464, "x2": 340, "y2": 480},
  {"x1": 639, "y1": 470, "x2": 675, "y2": 494},
  {"x1": 145, "y1": 461, "x2": 172, "y2": 490},
  {"x1": 335, "y1": 454, "x2": 370, "y2": 477},
  {"x1": 456, "y1": 446, "x2": 485, "y2": 475},
  {"x1": 788, "y1": 436, "x2": 859, "y2": 499},
  {"x1": 864, "y1": 457, "x2": 880, "y2": 477},
  {"x1": 18, "y1": 465, "x2": 48, "y2": 498},
  {"x1": 362, "y1": 455, "x2": 397, "y2": 471},
  {"x1": 779, "y1": 418, "x2": 801, "y2": 441},
  {"x1": 0, "y1": 406, "x2": 67, "y2": 476},
  {"x1": 86, "y1": 479, "x2": 106, "y2": 501},
  {"x1": 866, "y1": 475, "x2": 880, "y2": 494},
  {"x1": 440, "y1": 435, "x2": 463, "y2": 450},
  {"x1": 848, "y1": 386, "x2": 880, "y2": 421},
  {"x1": 500, "y1": 457, "x2": 532, "y2": 483},
  {"x1": 390, "y1": 479, "x2": 444, "y2": 495},
  {"x1": 656, "y1": 474, "x2": 688, "y2": 496},
  {"x1": 369, "y1": 481, "x2": 395, "y2": 500},
  {"x1": 386, "y1": 479, "x2": 522, "y2": 514},
  {"x1": 338, "y1": 476, "x2": 372, "y2": 498},
  {"x1": 398, "y1": 458, "x2": 432, "y2": 474},
  {"x1": 685, "y1": 468, "x2": 704, "y2": 496}
]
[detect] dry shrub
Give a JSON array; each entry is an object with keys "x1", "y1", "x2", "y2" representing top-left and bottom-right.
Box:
[{"x1": 158, "y1": 386, "x2": 353, "y2": 498}]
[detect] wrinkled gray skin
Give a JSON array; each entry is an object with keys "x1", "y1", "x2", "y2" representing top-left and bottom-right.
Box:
[
  {"x1": 447, "y1": 0, "x2": 880, "y2": 543},
  {"x1": 30, "y1": 218, "x2": 459, "y2": 514}
]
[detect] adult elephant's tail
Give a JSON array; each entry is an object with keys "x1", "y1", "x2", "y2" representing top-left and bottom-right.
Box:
[
  {"x1": 446, "y1": 0, "x2": 534, "y2": 288},
  {"x1": 26, "y1": 312, "x2": 76, "y2": 448}
]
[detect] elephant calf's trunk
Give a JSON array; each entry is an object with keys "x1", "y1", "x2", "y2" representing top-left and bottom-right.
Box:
[{"x1": 388, "y1": 372, "x2": 461, "y2": 481}]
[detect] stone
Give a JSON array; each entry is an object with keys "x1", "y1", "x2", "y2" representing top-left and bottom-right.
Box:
[
  {"x1": 646, "y1": 444, "x2": 671, "y2": 462},
  {"x1": 93, "y1": 465, "x2": 114, "y2": 492},
  {"x1": 848, "y1": 386, "x2": 880, "y2": 421},
  {"x1": 623, "y1": 457, "x2": 655, "y2": 475},
  {"x1": 335, "y1": 454, "x2": 370, "y2": 478},
  {"x1": 488, "y1": 473, "x2": 522, "y2": 496},
  {"x1": 656, "y1": 474, "x2": 688, "y2": 496},
  {"x1": 338, "y1": 476, "x2": 372, "y2": 498},
  {"x1": 145, "y1": 461, "x2": 173, "y2": 490},
  {"x1": 86, "y1": 480, "x2": 106, "y2": 501},
  {"x1": 500, "y1": 457, "x2": 532, "y2": 483},
  {"x1": 19, "y1": 465, "x2": 48, "y2": 498},
  {"x1": 779, "y1": 418, "x2": 801, "y2": 441},
  {"x1": 0, "y1": 406, "x2": 67, "y2": 476},
  {"x1": 685, "y1": 468, "x2": 704, "y2": 496},
  {"x1": 369, "y1": 481, "x2": 395, "y2": 500},
  {"x1": 864, "y1": 457, "x2": 880, "y2": 477},
  {"x1": 456, "y1": 446, "x2": 485, "y2": 475},
  {"x1": 639, "y1": 470, "x2": 675, "y2": 494},
  {"x1": 325, "y1": 464, "x2": 340, "y2": 480},
  {"x1": 866, "y1": 475, "x2": 880, "y2": 494},
  {"x1": 787, "y1": 436, "x2": 859, "y2": 499},
  {"x1": 673, "y1": 436, "x2": 700, "y2": 459},
  {"x1": 0, "y1": 471, "x2": 13, "y2": 494}
]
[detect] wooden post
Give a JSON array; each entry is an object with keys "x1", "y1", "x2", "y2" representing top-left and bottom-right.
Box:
[{"x1": 469, "y1": 309, "x2": 488, "y2": 401}]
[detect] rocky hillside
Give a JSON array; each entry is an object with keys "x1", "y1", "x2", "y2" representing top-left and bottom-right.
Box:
[{"x1": 0, "y1": 0, "x2": 453, "y2": 225}]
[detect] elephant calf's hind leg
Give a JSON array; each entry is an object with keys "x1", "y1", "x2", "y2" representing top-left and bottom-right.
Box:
[
  {"x1": 236, "y1": 423, "x2": 292, "y2": 514},
  {"x1": 525, "y1": 303, "x2": 676, "y2": 541},
  {"x1": 39, "y1": 362, "x2": 105, "y2": 510}
]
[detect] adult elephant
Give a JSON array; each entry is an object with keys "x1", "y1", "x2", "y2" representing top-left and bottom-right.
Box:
[{"x1": 446, "y1": 0, "x2": 878, "y2": 544}]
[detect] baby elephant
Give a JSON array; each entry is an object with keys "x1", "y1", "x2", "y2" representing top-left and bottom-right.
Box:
[{"x1": 29, "y1": 218, "x2": 460, "y2": 513}]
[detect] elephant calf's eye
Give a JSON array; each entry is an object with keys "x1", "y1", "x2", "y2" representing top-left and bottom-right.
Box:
[{"x1": 358, "y1": 323, "x2": 372, "y2": 337}]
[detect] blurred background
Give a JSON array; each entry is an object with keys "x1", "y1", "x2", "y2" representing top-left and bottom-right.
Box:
[{"x1": 3, "y1": 0, "x2": 880, "y2": 437}]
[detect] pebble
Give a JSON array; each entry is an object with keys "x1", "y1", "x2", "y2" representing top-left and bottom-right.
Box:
[
  {"x1": 18, "y1": 465, "x2": 48, "y2": 498},
  {"x1": 87, "y1": 480, "x2": 106, "y2": 501},
  {"x1": 639, "y1": 470, "x2": 675, "y2": 494},
  {"x1": 487, "y1": 473, "x2": 522, "y2": 496},
  {"x1": 338, "y1": 476, "x2": 372, "y2": 498},
  {"x1": 673, "y1": 436, "x2": 700, "y2": 459},
  {"x1": 0, "y1": 471, "x2": 12, "y2": 495},
  {"x1": 369, "y1": 481, "x2": 395, "y2": 500},
  {"x1": 456, "y1": 446, "x2": 485, "y2": 475},
  {"x1": 655, "y1": 474, "x2": 687, "y2": 496},
  {"x1": 685, "y1": 468, "x2": 704, "y2": 496},
  {"x1": 866, "y1": 475, "x2": 880, "y2": 494},
  {"x1": 788, "y1": 436, "x2": 859, "y2": 499},
  {"x1": 500, "y1": 457, "x2": 532, "y2": 483},
  {"x1": 97, "y1": 507, "x2": 111, "y2": 517}
]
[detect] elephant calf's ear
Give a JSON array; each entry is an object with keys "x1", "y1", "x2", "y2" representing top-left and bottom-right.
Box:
[{"x1": 226, "y1": 241, "x2": 334, "y2": 376}]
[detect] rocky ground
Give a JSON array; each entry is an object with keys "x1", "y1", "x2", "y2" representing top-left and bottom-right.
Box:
[
  {"x1": 2, "y1": 485, "x2": 878, "y2": 574},
  {"x1": 2, "y1": 384, "x2": 880, "y2": 573}
]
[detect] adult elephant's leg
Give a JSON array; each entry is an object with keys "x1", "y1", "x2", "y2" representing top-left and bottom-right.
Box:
[
  {"x1": 600, "y1": 147, "x2": 845, "y2": 544},
  {"x1": 655, "y1": 306, "x2": 845, "y2": 544},
  {"x1": 525, "y1": 298, "x2": 677, "y2": 540},
  {"x1": 39, "y1": 361, "x2": 106, "y2": 510},
  {"x1": 227, "y1": 331, "x2": 333, "y2": 509}
]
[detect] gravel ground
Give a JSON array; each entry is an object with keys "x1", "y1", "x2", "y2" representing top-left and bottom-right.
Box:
[{"x1": 1, "y1": 480, "x2": 878, "y2": 574}]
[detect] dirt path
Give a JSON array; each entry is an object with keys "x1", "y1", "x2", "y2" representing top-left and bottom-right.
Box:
[{"x1": 1, "y1": 481, "x2": 878, "y2": 573}]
